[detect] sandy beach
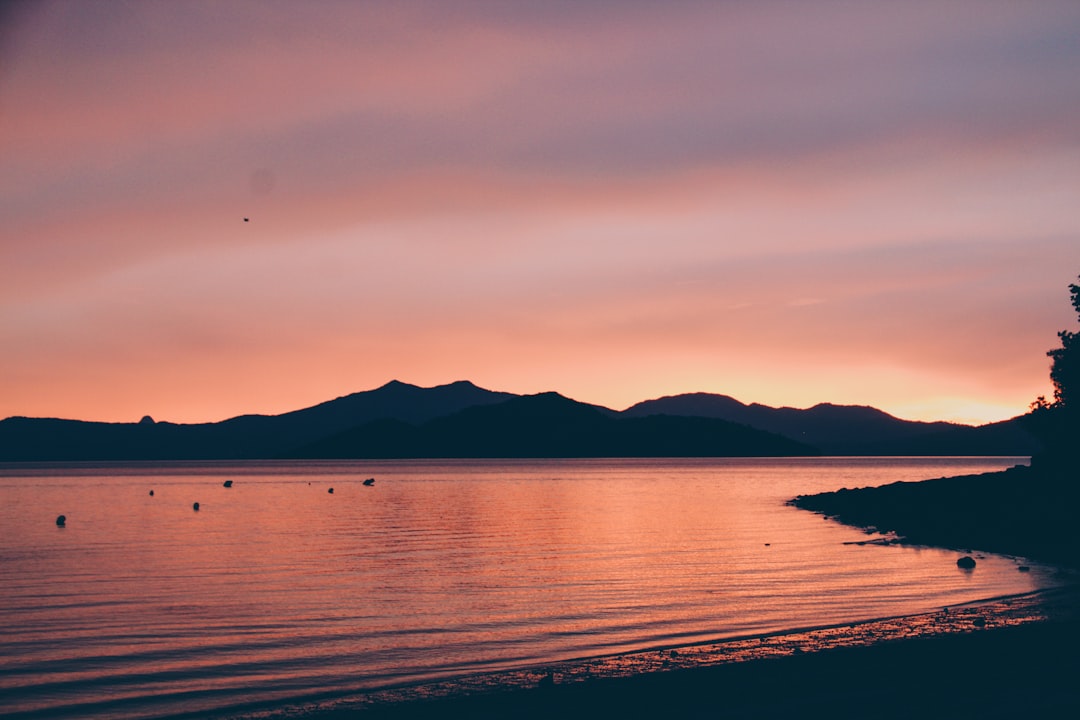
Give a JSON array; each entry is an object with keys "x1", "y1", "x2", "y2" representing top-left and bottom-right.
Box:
[{"x1": 247, "y1": 584, "x2": 1079, "y2": 719}]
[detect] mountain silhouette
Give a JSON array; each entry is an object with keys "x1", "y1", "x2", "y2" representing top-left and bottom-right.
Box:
[
  {"x1": 211, "y1": 379, "x2": 515, "y2": 455},
  {"x1": 0, "y1": 381, "x2": 1040, "y2": 461},
  {"x1": 0, "y1": 380, "x2": 513, "y2": 461},
  {"x1": 289, "y1": 392, "x2": 816, "y2": 458},
  {"x1": 622, "y1": 393, "x2": 1039, "y2": 455}
]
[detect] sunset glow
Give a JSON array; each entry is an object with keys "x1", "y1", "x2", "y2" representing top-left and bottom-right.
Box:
[{"x1": 3, "y1": 1, "x2": 1079, "y2": 425}]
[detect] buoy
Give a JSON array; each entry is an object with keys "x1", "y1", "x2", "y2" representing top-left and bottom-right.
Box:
[
  {"x1": 56, "y1": 514, "x2": 66, "y2": 527},
  {"x1": 149, "y1": 490, "x2": 154, "y2": 497},
  {"x1": 363, "y1": 478, "x2": 375, "y2": 486},
  {"x1": 328, "y1": 488, "x2": 334, "y2": 494},
  {"x1": 193, "y1": 502, "x2": 200, "y2": 511},
  {"x1": 223, "y1": 480, "x2": 233, "y2": 488}
]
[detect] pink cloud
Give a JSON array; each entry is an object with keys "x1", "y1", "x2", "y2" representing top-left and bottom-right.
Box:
[{"x1": 2, "y1": 1, "x2": 1079, "y2": 424}]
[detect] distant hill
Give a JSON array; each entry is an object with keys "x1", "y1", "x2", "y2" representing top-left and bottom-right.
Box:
[
  {"x1": 210, "y1": 379, "x2": 515, "y2": 455},
  {"x1": 289, "y1": 392, "x2": 817, "y2": 458},
  {"x1": 622, "y1": 393, "x2": 1040, "y2": 456},
  {"x1": 0, "y1": 381, "x2": 1041, "y2": 461},
  {"x1": 0, "y1": 380, "x2": 513, "y2": 461}
]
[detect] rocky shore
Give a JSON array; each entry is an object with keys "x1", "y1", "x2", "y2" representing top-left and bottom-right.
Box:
[{"x1": 790, "y1": 463, "x2": 1080, "y2": 569}]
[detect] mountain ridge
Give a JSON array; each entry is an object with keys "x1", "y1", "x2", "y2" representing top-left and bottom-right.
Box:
[
  {"x1": 622, "y1": 392, "x2": 966, "y2": 454},
  {"x1": 288, "y1": 392, "x2": 816, "y2": 459},
  {"x1": 0, "y1": 381, "x2": 1041, "y2": 461}
]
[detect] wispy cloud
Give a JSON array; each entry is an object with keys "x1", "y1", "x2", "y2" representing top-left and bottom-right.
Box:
[{"x1": 2, "y1": 0, "x2": 1079, "y2": 423}]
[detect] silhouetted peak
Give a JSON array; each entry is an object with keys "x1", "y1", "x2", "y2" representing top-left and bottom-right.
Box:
[
  {"x1": 509, "y1": 391, "x2": 580, "y2": 408},
  {"x1": 511, "y1": 392, "x2": 619, "y2": 418},
  {"x1": 442, "y1": 380, "x2": 481, "y2": 390},
  {"x1": 421, "y1": 391, "x2": 612, "y2": 434},
  {"x1": 623, "y1": 392, "x2": 749, "y2": 417},
  {"x1": 139, "y1": 415, "x2": 156, "y2": 425},
  {"x1": 521, "y1": 391, "x2": 613, "y2": 409},
  {"x1": 373, "y1": 379, "x2": 491, "y2": 395},
  {"x1": 809, "y1": 401, "x2": 882, "y2": 411},
  {"x1": 806, "y1": 403, "x2": 901, "y2": 421},
  {"x1": 377, "y1": 379, "x2": 419, "y2": 391}
]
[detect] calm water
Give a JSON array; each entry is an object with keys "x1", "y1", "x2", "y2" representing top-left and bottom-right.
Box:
[{"x1": 0, "y1": 457, "x2": 1059, "y2": 719}]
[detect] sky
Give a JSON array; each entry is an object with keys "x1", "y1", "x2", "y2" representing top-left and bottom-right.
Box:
[{"x1": 2, "y1": 0, "x2": 1079, "y2": 426}]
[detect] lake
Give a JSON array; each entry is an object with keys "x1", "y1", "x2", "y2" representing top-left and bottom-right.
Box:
[{"x1": 0, "y1": 457, "x2": 1061, "y2": 719}]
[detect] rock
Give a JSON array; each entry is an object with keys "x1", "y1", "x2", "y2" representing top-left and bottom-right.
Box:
[
  {"x1": 363, "y1": 478, "x2": 375, "y2": 486},
  {"x1": 957, "y1": 556, "x2": 977, "y2": 569},
  {"x1": 1018, "y1": 565, "x2": 1031, "y2": 572},
  {"x1": 223, "y1": 480, "x2": 233, "y2": 488},
  {"x1": 973, "y1": 617, "x2": 987, "y2": 627},
  {"x1": 328, "y1": 488, "x2": 334, "y2": 494},
  {"x1": 56, "y1": 514, "x2": 66, "y2": 527}
]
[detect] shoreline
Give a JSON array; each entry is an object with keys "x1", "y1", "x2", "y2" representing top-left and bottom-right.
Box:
[
  {"x1": 240, "y1": 584, "x2": 1079, "y2": 719},
  {"x1": 790, "y1": 464, "x2": 1080, "y2": 570},
  {"x1": 234, "y1": 455, "x2": 1080, "y2": 720}
]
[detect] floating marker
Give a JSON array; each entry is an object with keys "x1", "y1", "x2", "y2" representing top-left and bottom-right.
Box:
[
  {"x1": 56, "y1": 514, "x2": 66, "y2": 527},
  {"x1": 193, "y1": 502, "x2": 200, "y2": 511}
]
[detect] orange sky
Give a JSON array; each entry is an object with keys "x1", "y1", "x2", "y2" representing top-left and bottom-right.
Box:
[{"x1": 2, "y1": 1, "x2": 1079, "y2": 426}]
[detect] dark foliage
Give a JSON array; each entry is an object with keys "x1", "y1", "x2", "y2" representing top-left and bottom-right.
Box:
[
  {"x1": 1023, "y1": 275, "x2": 1080, "y2": 473},
  {"x1": 1047, "y1": 277, "x2": 1080, "y2": 408}
]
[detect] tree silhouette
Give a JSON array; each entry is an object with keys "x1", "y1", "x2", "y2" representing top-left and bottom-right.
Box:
[
  {"x1": 1046, "y1": 277, "x2": 1080, "y2": 408},
  {"x1": 1027, "y1": 274, "x2": 1080, "y2": 474}
]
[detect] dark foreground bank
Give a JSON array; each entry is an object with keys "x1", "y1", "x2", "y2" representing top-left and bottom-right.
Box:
[
  {"x1": 791, "y1": 463, "x2": 1080, "y2": 569},
  {"x1": 358, "y1": 622, "x2": 1077, "y2": 720},
  {"x1": 245, "y1": 588, "x2": 1078, "y2": 720}
]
